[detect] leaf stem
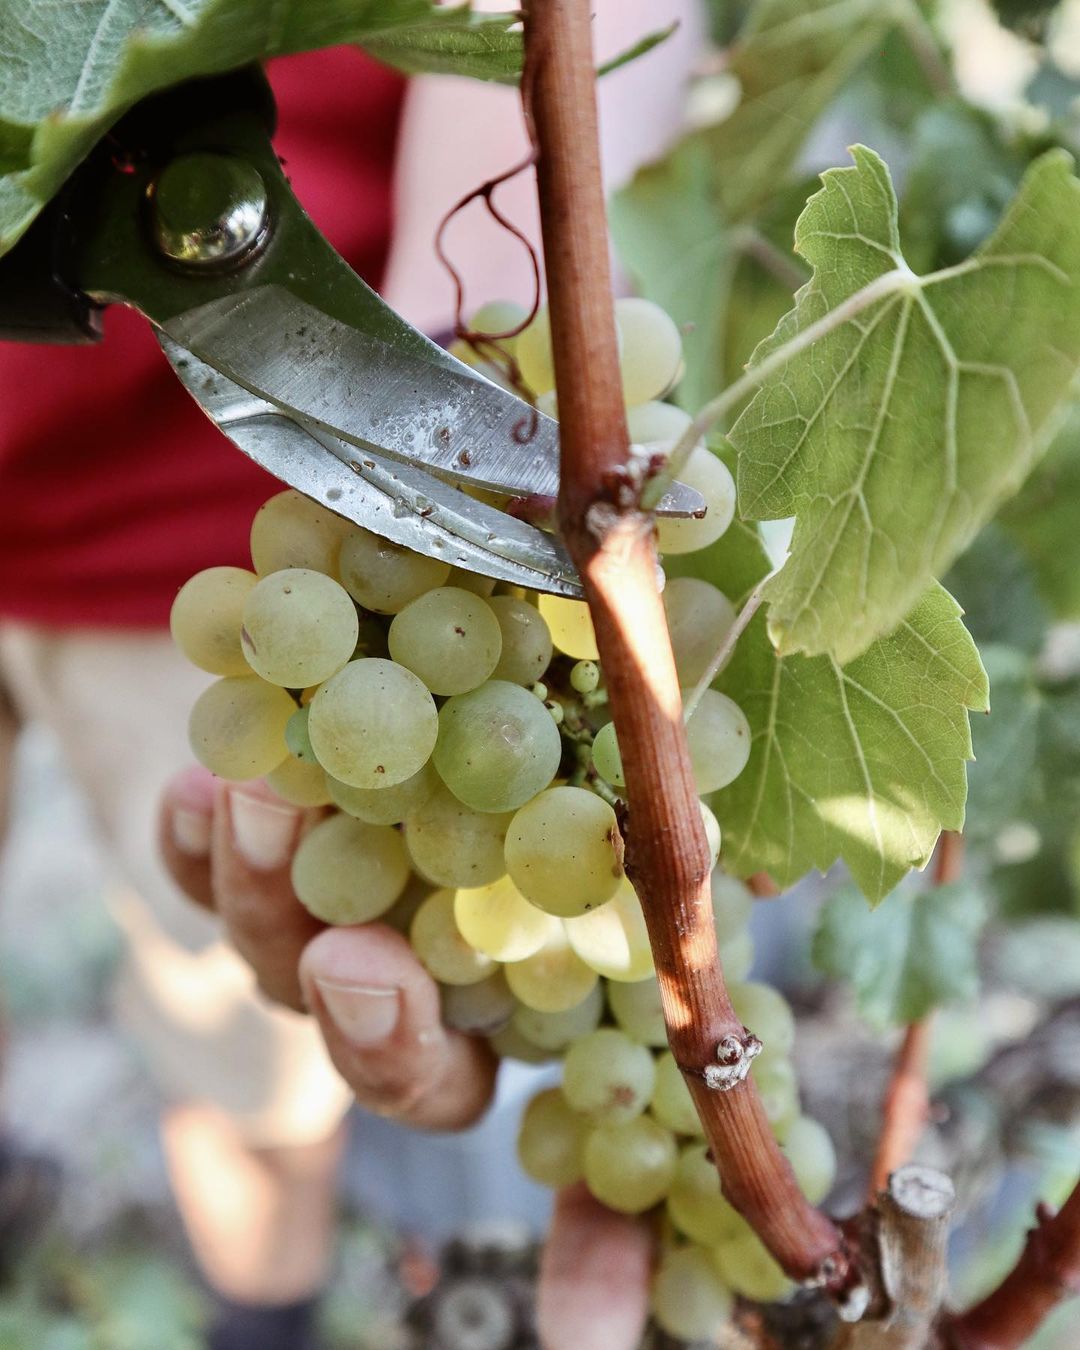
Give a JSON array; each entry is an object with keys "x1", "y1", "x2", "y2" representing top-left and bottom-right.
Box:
[{"x1": 521, "y1": 0, "x2": 850, "y2": 1290}]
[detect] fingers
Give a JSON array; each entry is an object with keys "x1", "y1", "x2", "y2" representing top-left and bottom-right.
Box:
[
  {"x1": 299, "y1": 924, "x2": 499, "y2": 1132},
  {"x1": 538, "y1": 1183, "x2": 653, "y2": 1350},
  {"x1": 159, "y1": 765, "x2": 218, "y2": 911}
]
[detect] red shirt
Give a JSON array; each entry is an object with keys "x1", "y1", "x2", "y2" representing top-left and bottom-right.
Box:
[{"x1": 0, "y1": 49, "x2": 405, "y2": 627}]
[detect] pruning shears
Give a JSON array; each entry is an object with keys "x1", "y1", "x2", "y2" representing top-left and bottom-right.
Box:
[{"x1": 0, "y1": 70, "x2": 705, "y2": 598}]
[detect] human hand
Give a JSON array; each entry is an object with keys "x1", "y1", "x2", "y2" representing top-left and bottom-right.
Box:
[{"x1": 159, "y1": 766, "x2": 653, "y2": 1348}]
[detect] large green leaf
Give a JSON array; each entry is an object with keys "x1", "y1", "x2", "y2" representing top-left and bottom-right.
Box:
[
  {"x1": 732, "y1": 146, "x2": 1080, "y2": 664},
  {"x1": 668, "y1": 507, "x2": 988, "y2": 902},
  {"x1": 0, "y1": 1, "x2": 522, "y2": 257},
  {"x1": 812, "y1": 879, "x2": 986, "y2": 1027}
]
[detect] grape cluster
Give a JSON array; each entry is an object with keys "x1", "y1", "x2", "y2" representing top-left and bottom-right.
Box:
[{"x1": 170, "y1": 298, "x2": 834, "y2": 1343}]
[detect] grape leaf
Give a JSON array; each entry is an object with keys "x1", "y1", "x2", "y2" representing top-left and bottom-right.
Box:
[
  {"x1": 812, "y1": 879, "x2": 986, "y2": 1027},
  {"x1": 0, "y1": 0, "x2": 523, "y2": 257},
  {"x1": 732, "y1": 145, "x2": 1080, "y2": 664},
  {"x1": 668, "y1": 504, "x2": 989, "y2": 902}
]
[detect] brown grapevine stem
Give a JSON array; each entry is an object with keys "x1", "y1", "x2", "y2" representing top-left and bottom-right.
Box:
[
  {"x1": 521, "y1": 0, "x2": 848, "y2": 1286},
  {"x1": 867, "y1": 832, "x2": 963, "y2": 1196},
  {"x1": 945, "y1": 1181, "x2": 1080, "y2": 1349}
]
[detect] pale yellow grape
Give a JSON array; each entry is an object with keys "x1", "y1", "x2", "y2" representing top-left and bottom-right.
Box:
[
  {"x1": 719, "y1": 928, "x2": 755, "y2": 982},
  {"x1": 651, "y1": 1245, "x2": 734, "y2": 1342},
  {"x1": 615, "y1": 298, "x2": 683, "y2": 406},
  {"x1": 570, "y1": 660, "x2": 600, "y2": 694},
  {"x1": 240, "y1": 568, "x2": 358, "y2": 687},
  {"x1": 564, "y1": 879, "x2": 653, "y2": 981},
  {"x1": 434, "y1": 681, "x2": 561, "y2": 813},
  {"x1": 511, "y1": 982, "x2": 603, "y2": 1051},
  {"x1": 453, "y1": 875, "x2": 559, "y2": 962},
  {"x1": 517, "y1": 1088, "x2": 590, "y2": 1188},
  {"x1": 563, "y1": 1028, "x2": 655, "y2": 1124},
  {"x1": 783, "y1": 1115, "x2": 837, "y2": 1203},
  {"x1": 591, "y1": 722, "x2": 624, "y2": 789},
  {"x1": 379, "y1": 876, "x2": 433, "y2": 937},
  {"x1": 686, "y1": 689, "x2": 751, "y2": 793},
  {"x1": 701, "y1": 801, "x2": 722, "y2": 868},
  {"x1": 651, "y1": 1051, "x2": 704, "y2": 1137},
  {"x1": 488, "y1": 1022, "x2": 555, "y2": 1064},
  {"x1": 664, "y1": 576, "x2": 736, "y2": 686},
  {"x1": 447, "y1": 567, "x2": 497, "y2": 597},
  {"x1": 388, "y1": 587, "x2": 502, "y2": 696},
  {"x1": 668, "y1": 1144, "x2": 743, "y2": 1246},
  {"x1": 327, "y1": 760, "x2": 437, "y2": 825},
  {"x1": 308, "y1": 659, "x2": 437, "y2": 789},
  {"x1": 657, "y1": 446, "x2": 737, "y2": 555},
  {"x1": 468, "y1": 299, "x2": 529, "y2": 357},
  {"x1": 516, "y1": 305, "x2": 555, "y2": 394},
  {"x1": 410, "y1": 890, "x2": 496, "y2": 986},
  {"x1": 338, "y1": 528, "x2": 450, "y2": 613},
  {"x1": 626, "y1": 398, "x2": 693, "y2": 448},
  {"x1": 250, "y1": 488, "x2": 354, "y2": 577},
  {"x1": 285, "y1": 706, "x2": 317, "y2": 762},
  {"x1": 405, "y1": 784, "x2": 512, "y2": 888},
  {"x1": 583, "y1": 1116, "x2": 677, "y2": 1213},
  {"x1": 538, "y1": 595, "x2": 598, "y2": 660},
  {"x1": 505, "y1": 787, "x2": 622, "y2": 917},
  {"x1": 188, "y1": 676, "x2": 294, "y2": 780},
  {"x1": 731, "y1": 982, "x2": 796, "y2": 1055},
  {"x1": 712, "y1": 872, "x2": 754, "y2": 941},
  {"x1": 713, "y1": 1226, "x2": 793, "y2": 1303},
  {"x1": 170, "y1": 566, "x2": 257, "y2": 675},
  {"x1": 291, "y1": 814, "x2": 409, "y2": 924},
  {"x1": 487, "y1": 597, "x2": 554, "y2": 686},
  {"x1": 440, "y1": 970, "x2": 516, "y2": 1036},
  {"x1": 265, "y1": 755, "x2": 332, "y2": 807},
  {"x1": 504, "y1": 928, "x2": 598, "y2": 1013},
  {"x1": 607, "y1": 977, "x2": 666, "y2": 1047}
]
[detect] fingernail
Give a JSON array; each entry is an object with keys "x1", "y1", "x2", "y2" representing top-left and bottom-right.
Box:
[
  {"x1": 172, "y1": 806, "x2": 211, "y2": 857},
  {"x1": 227, "y1": 786, "x2": 301, "y2": 870},
  {"x1": 315, "y1": 979, "x2": 401, "y2": 1046}
]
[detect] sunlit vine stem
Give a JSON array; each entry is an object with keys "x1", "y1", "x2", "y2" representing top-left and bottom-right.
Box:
[{"x1": 520, "y1": 0, "x2": 851, "y2": 1290}]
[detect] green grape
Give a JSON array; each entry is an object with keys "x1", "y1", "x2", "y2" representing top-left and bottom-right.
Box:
[
  {"x1": 718, "y1": 928, "x2": 755, "y2": 983},
  {"x1": 667, "y1": 1144, "x2": 743, "y2": 1246},
  {"x1": 485, "y1": 596, "x2": 553, "y2": 687},
  {"x1": 563, "y1": 1028, "x2": 655, "y2": 1124},
  {"x1": 308, "y1": 658, "x2": 437, "y2": 789},
  {"x1": 651, "y1": 1244, "x2": 734, "y2": 1342},
  {"x1": 327, "y1": 760, "x2": 437, "y2": 826},
  {"x1": 409, "y1": 889, "x2": 496, "y2": 986},
  {"x1": 264, "y1": 755, "x2": 332, "y2": 807},
  {"x1": 752, "y1": 1051, "x2": 799, "y2": 1139},
  {"x1": 433, "y1": 680, "x2": 561, "y2": 813},
  {"x1": 517, "y1": 1088, "x2": 590, "y2": 1189},
  {"x1": 651, "y1": 1051, "x2": 704, "y2": 1137},
  {"x1": 664, "y1": 576, "x2": 736, "y2": 686},
  {"x1": 686, "y1": 689, "x2": 751, "y2": 793},
  {"x1": 504, "y1": 927, "x2": 598, "y2": 1012},
  {"x1": 505, "y1": 787, "x2": 622, "y2": 917},
  {"x1": 591, "y1": 722, "x2": 625, "y2": 788},
  {"x1": 783, "y1": 1115, "x2": 837, "y2": 1204},
  {"x1": 701, "y1": 801, "x2": 721, "y2": 869},
  {"x1": 285, "y1": 707, "x2": 317, "y2": 763},
  {"x1": 405, "y1": 784, "x2": 512, "y2": 888},
  {"x1": 564, "y1": 879, "x2": 653, "y2": 982},
  {"x1": 249, "y1": 488, "x2": 354, "y2": 577},
  {"x1": 583, "y1": 1115, "x2": 677, "y2": 1213},
  {"x1": 240, "y1": 568, "x2": 359, "y2": 687},
  {"x1": 615, "y1": 298, "x2": 683, "y2": 406},
  {"x1": 626, "y1": 399, "x2": 692, "y2": 447},
  {"x1": 446, "y1": 567, "x2": 497, "y2": 597},
  {"x1": 388, "y1": 587, "x2": 502, "y2": 696},
  {"x1": 731, "y1": 982, "x2": 796, "y2": 1056},
  {"x1": 488, "y1": 1022, "x2": 556, "y2": 1064},
  {"x1": 338, "y1": 528, "x2": 450, "y2": 613},
  {"x1": 516, "y1": 305, "x2": 554, "y2": 395},
  {"x1": 468, "y1": 299, "x2": 530, "y2": 357},
  {"x1": 711, "y1": 872, "x2": 754, "y2": 942},
  {"x1": 170, "y1": 566, "x2": 258, "y2": 675},
  {"x1": 291, "y1": 814, "x2": 409, "y2": 924},
  {"x1": 570, "y1": 660, "x2": 600, "y2": 694},
  {"x1": 607, "y1": 977, "x2": 667, "y2": 1047},
  {"x1": 713, "y1": 1225, "x2": 793, "y2": 1303},
  {"x1": 453, "y1": 875, "x2": 559, "y2": 962},
  {"x1": 188, "y1": 676, "x2": 294, "y2": 780},
  {"x1": 511, "y1": 981, "x2": 604, "y2": 1051},
  {"x1": 379, "y1": 876, "x2": 433, "y2": 937},
  {"x1": 657, "y1": 446, "x2": 736, "y2": 555},
  {"x1": 440, "y1": 970, "x2": 516, "y2": 1036},
  {"x1": 537, "y1": 595, "x2": 599, "y2": 660}
]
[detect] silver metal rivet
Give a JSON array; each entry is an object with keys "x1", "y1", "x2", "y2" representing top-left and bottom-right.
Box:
[{"x1": 149, "y1": 152, "x2": 269, "y2": 270}]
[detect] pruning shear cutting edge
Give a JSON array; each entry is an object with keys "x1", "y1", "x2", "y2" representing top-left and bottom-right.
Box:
[{"x1": 0, "y1": 71, "x2": 706, "y2": 598}]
